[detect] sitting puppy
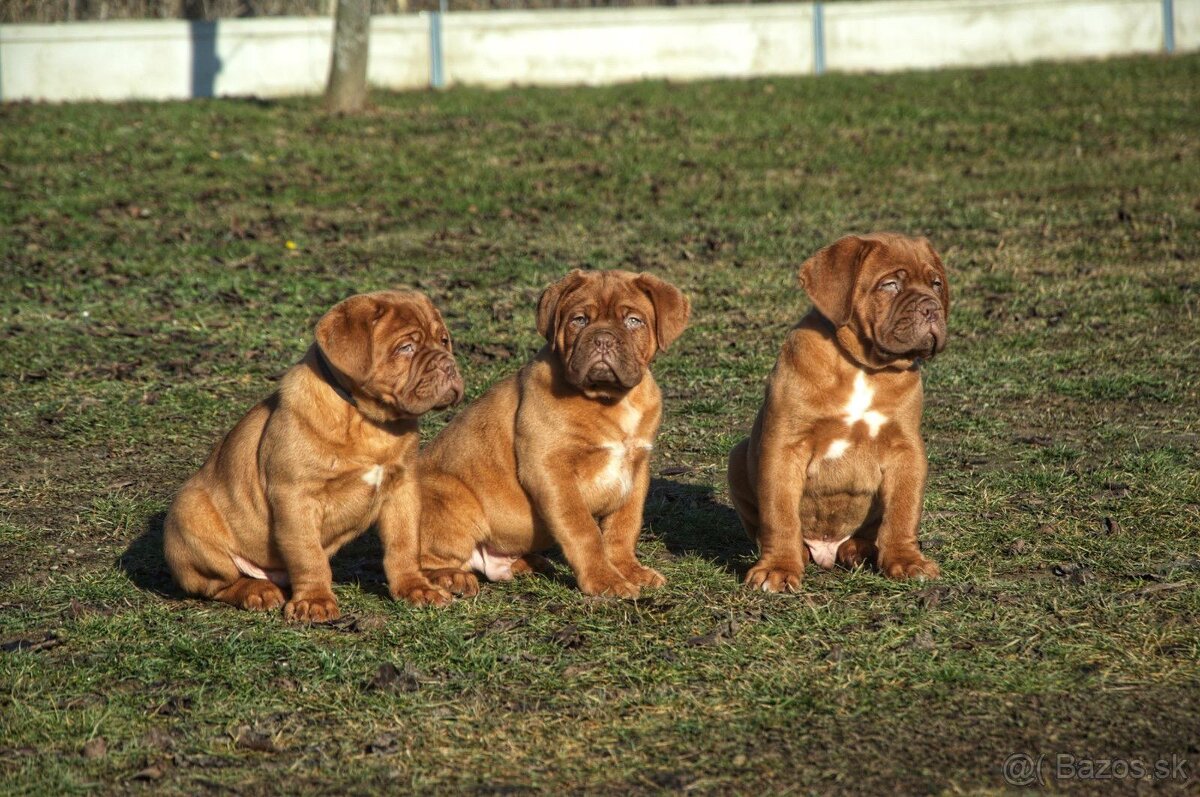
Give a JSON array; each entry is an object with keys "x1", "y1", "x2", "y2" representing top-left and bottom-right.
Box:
[
  {"x1": 727, "y1": 233, "x2": 949, "y2": 592},
  {"x1": 163, "y1": 290, "x2": 463, "y2": 620},
  {"x1": 418, "y1": 269, "x2": 690, "y2": 599}
]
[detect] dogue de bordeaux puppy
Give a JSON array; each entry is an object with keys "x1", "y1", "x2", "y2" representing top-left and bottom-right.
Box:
[
  {"x1": 418, "y1": 269, "x2": 690, "y2": 599},
  {"x1": 727, "y1": 233, "x2": 949, "y2": 592},
  {"x1": 163, "y1": 290, "x2": 464, "y2": 620}
]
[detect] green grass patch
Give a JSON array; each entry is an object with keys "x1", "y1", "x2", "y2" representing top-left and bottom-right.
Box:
[{"x1": 2, "y1": 54, "x2": 1199, "y2": 794}]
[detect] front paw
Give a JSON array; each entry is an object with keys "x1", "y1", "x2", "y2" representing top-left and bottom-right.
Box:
[
  {"x1": 284, "y1": 592, "x2": 339, "y2": 623},
  {"x1": 391, "y1": 577, "x2": 453, "y2": 608},
  {"x1": 577, "y1": 565, "x2": 641, "y2": 599},
  {"x1": 745, "y1": 558, "x2": 804, "y2": 593},
  {"x1": 426, "y1": 568, "x2": 480, "y2": 597},
  {"x1": 880, "y1": 554, "x2": 940, "y2": 581},
  {"x1": 613, "y1": 559, "x2": 667, "y2": 589}
]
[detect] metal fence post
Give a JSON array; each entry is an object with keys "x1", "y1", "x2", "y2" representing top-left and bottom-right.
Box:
[
  {"x1": 429, "y1": 0, "x2": 446, "y2": 89},
  {"x1": 1163, "y1": 0, "x2": 1175, "y2": 53},
  {"x1": 813, "y1": 2, "x2": 826, "y2": 76}
]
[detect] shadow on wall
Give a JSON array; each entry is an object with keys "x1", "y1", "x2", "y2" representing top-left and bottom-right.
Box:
[{"x1": 189, "y1": 20, "x2": 221, "y2": 98}]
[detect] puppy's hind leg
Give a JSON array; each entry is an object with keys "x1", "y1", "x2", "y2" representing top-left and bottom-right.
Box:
[
  {"x1": 418, "y1": 476, "x2": 484, "y2": 597},
  {"x1": 163, "y1": 490, "x2": 285, "y2": 612},
  {"x1": 508, "y1": 553, "x2": 553, "y2": 577},
  {"x1": 214, "y1": 576, "x2": 286, "y2": 611},
  {"x1": 836, "y1": 536, "x2": 877, "y2": 571},
  {"x1": 726, "y1": 439, "x2": 760, "y2": 543}
]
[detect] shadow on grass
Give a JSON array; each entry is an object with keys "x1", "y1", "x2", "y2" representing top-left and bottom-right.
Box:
[
  {"x1": 647, "y1": 477, "x2": 753, "y2": 577},
  {"x1": 120, "y1": 481, "x2": 752, "y2": 601},
  {"x1": 118, "y1": 512, "x2": 183, "y2": 599},
  {"x1": 118, "y1": 512, "x2": 397, "y2": 602},
  {"x1": 329, "y1": 532, "x2": 392, "y2": 599}
]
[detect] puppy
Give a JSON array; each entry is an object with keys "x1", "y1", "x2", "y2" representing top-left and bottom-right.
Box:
[
  {"x1": 727, "y1": 233, "x2": 949, "y2": 592},
  {"x1": 163, "y1": 290, "x2": 464, "y2": 620},
  {"x1": 418, "y1": 269, "x2": 690, "y2": 599}
]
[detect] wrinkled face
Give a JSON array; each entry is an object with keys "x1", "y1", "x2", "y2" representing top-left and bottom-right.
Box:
[
  {"x1": 538, "y1": 270, "x2": 690, "y2": 399},
  {"x1": 801, "y1": 233, "x2": 950, "y2": 363},
  {"x1": 859, "y1": 240, "x2": 949, "y2": 359},
  {"x1": 316, "y1": 290, "x2": 464, "y2": 420}
]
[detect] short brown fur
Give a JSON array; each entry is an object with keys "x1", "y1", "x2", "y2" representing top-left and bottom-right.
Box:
[
  {"x1": 418, "y1": 269, "x2": 690, "y2": 599},
  {"x1": 728, "y1": 233, "x2": 949, "y2": 592},
  {"x1": 163, "y1": 290, "x2": 464, "y2": 620}
]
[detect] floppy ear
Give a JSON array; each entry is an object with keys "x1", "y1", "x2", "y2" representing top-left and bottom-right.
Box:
[
  {"x1": 535, "y1": 269, "x2": 587, "y2": 342},
  {"x1": 635, "y1": 273, "x2": 690, "y2": 351},
  {"x1": 798, "y1": 235, "x2": 876, "y2": 328},
  {"x1": 918, "y1": 236, "x2": 950, "y2": 318},
  {"x1": 315, "y1": 294, "x2": 385, "y2": 385}
]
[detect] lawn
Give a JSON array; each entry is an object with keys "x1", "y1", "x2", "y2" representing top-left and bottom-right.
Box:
[{"x1": 1, "y1": 53, "x2": 1198, "y2": 795}]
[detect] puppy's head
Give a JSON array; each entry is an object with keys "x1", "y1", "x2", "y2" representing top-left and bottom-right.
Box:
[
  {"x1": 536, "y1": 269, "x2": 690, "y2": 399},
  {"x1": 800, "y1": 233, "x2": 949, "y2": 365},
  {"x1": 315, "y1": 290, "x2": 464, "y2": 421}
]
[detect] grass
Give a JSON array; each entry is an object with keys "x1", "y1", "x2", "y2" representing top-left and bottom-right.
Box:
[{"x1": 1, "y1": 53, "x2": 1199, "y2": 795}]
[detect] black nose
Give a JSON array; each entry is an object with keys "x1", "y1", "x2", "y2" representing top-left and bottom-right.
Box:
[{"x1": 591, "y1": 331, "x2": 617, "y2": 353}]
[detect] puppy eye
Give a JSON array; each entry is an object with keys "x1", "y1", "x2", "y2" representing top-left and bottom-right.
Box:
[
  {"x1": 932, "y1": 279, "x2": 943, "y2": 290},
  {"x1": 625, "y1": 316, "x2": 644, "y2": 329},
  {"x1": 441, "y1": 335, "x2": 450, "y2": 347},
  {"x1": 570, "y1": 315, "x2": 589, "y2": 328},
  {"x1": 394, "y1": 342, "x2": 416, "y2": 357},
  {"x1": 879, "y1": 280, "x2": 901, "y2": 294}
]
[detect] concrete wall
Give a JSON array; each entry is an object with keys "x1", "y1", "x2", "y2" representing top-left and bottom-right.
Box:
[
  {"x1": 0, "y1": 0, "x2": 1195, "y2": 102},
  {"x1": 0, "y1": 15, "x2": 428, "y2": 101},
  {"x1": 1178, "y1": 0, "x2": 1200, "y2": 49},
  {"x1": 442, "y1": 5, "x2": 814, "y2": 87},
  {"x1": 825, "y1": 0, "x2": 1164, "y2": 72},
  {"x1": 372, "y1": 15, "x2": 431, "y2": 90}
]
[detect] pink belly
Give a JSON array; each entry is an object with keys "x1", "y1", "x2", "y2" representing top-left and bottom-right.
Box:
[
  {"x1": 805, "y1": 537, "x2": 849, "y2": 570},
  {"x1": 467, "y1": 545, "x2": 522, "y2": 582},
  {"x1": 232, "y1": 554, "x2": 290, "y2": 586}
]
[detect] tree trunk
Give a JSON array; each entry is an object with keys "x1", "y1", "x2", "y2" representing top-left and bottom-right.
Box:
[{"x1": 325, "y1": 0, "x2": 370, "y2": 113}]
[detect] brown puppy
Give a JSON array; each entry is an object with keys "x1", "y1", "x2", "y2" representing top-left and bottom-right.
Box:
[
  {"x1": 728, "y1": 233, "x2": 949, "y2": 592},
  {"x1": 163, "y1": 290, "x2": 464, "y2": 620},
  {"x1": 418, "y1": 269, "x2": 690, "y2": 599}
]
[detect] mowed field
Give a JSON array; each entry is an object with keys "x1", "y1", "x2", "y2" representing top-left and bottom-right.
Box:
[{"x1": 2, "y1": 54, "x2": 1198, "y2": 795}]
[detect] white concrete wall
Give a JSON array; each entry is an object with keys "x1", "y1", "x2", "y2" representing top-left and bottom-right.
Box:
[
  {"x1": 3, "y1": 19, "x2": 198, "y2": 101},
  {"x1": 442, "y1": 5, "x2": 814, "y2": 87},
  {"x1": 372, "y1": 15, "x2": 431, "y2": 90},
  {"x1": 0, "y1": 0, "x2": 1195, "y2": 102},
  {"x1": 0, "y1": 15, "x2": 428, "y2": 102},
  {"x1": 1178, "y1": 0, "x2": 1200, "y2": 49},
  {"x1": 825, "y1": 0, "x2": 1165, "y2": 73}
]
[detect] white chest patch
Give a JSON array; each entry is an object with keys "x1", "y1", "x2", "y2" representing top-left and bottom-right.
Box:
[
  {"x1": 362, "y1": 465, "x2": 384, "y2": 488},
  {"x1": 587, "y1": 400, "x2": 652, "y2": 498},
  {"x1": 593, "y1": 442, "x2": 636, "y2": 497},
  {"x1": 824, "y1": 439, "x2": 851, "y2": 460},
  {"x1": 844, "y1": 372, "x2": 887, "y2": 437}
]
